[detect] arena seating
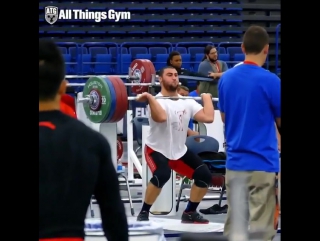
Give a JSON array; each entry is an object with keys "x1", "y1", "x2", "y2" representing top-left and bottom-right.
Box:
[{"x1": 39, "y1": 0, "x2": 280, "y2": 75}]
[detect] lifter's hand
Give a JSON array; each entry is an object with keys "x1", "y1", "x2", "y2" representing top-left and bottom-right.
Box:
[
  {"x1": 201, "y1": 93, "x2": 212, "y2": 100},
  {"x1": 136, "y1": 92, "x2": 151, "y2": 102}
]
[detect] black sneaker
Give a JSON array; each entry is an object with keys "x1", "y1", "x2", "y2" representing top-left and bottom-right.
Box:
[
  {"x1": 136, "y1": 211, "x2": 149, "y2": 221},
  {"x1": 181, "y1": 211, "x2": 209, "y2": 224}
]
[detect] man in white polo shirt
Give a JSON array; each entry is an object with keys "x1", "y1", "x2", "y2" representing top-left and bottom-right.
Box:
[{"x1": 135, "y1": 66, "x2": 215, "y2": 224}]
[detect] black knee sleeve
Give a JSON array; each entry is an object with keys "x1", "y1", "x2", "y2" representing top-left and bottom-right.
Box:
[
  {"x1": 193, "y1": 164, "x2": 212, "y2": 188},
  {"x1": 150, "y1": 168, "x2": 171, "y2": 188}
]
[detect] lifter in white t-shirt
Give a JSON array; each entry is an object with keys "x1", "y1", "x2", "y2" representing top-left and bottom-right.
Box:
[{"x1": 135, "y1": 66, "x2": 215, "y2": 224}]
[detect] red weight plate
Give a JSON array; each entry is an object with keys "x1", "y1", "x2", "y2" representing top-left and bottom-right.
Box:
[
  {"x1": 142, "y1": 59, "x2": 157, "y2": 90},
  {"x1": 107, "y1": 76, "x2": 122, "y2": 123},
  {"x1": 117, "y1": 137, "x2": 124, "y2": 160},
  {"x1": 108, "y1": 76, "x2": 128, "y2": 122},
  {"x1": 130, "y1": 59, "x2": 154, "y2": 94},
  {"x1": 143, "y1": 59, "x2": 156, "y2": 76}
]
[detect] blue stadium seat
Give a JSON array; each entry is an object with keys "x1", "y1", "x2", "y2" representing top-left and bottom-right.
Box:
[
  {"x1": 194, "y1": 54, "x2": 204, "y2": 72},
  {"x1": 109, "y1": 47, "x2": 128, "y2": 59},
  {"x1": 195, "y1": 53, "x2": 204, "y2": 62},
  {"x1": 176, "y1": 47, "x2": 187, "y2": 54},
  {"x1": 69, "y1": 47, "x2": 88, "y2": 61},
  {"x1": 219, "y1": 54, "x2": 230, "y2": 62},
  {"x1": 59, "y1": 47, "x2": 68, "y2": 54},
  {"x1": 129, "y1": 47, "x2": 148, "y2": 58},
  {"x1": 188, "y1": 47, "x2": 204, "y2": 58},
  {"x1": 120, "y1": 54, "x2": 132, "y2": 74},
  {"x1": 82, "y1": 54, "x2": 93, "y2": 74},
  {"x1": 218, "y1": 47, "x2": 226, "y2": 54},
  {"x1": 89, "y1": 47, "x2": 108, "y2": 58},
  {"x1": 181, "y1": 54, "x2": 191, "y2": 70},
  {"x1": 94, "y1": 54, "x2": 112, "y2": 74},
  {"x1": 135, "y1": 54, "x2": 152, "y2": 60},
  {"x1": 154, "y1": 54, "x2": 168, "y2": 71},
  {"x1": 234, "y1": 53, "x2": 245, "y2": 62},
  {"x1": 226, "y1": 47, "x2": 242, "y2": 59},
  {"x1": 63, "y1": 54, "x2": 72, "y2": 75},
  {"x1": 149, "y1": 47, "x2": 168, "y2": 57}
]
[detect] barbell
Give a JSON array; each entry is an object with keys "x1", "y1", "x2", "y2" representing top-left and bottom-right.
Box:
[
  {"x1": 76, "y1": 74, "x2": 219, "y2": 124},
  {"x1": 66, "y1": 59, "x2": 214, "y2": 94}
]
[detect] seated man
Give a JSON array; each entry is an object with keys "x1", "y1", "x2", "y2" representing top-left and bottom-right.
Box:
[{"x1": 136, "y1": 66, "x2": 214, "y2": 223}]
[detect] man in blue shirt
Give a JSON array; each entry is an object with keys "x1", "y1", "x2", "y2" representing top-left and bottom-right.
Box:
[{"x1": 218, "y1": 26, "x2": 280, "y2": 241}]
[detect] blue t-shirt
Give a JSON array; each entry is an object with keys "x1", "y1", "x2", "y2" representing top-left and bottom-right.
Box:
[
  {"x1": 188, "y1": 90, "x2": 200, "y2": 129},
  {"x1": 218, "y1": 64, "x2": 280, "y2": 172}
]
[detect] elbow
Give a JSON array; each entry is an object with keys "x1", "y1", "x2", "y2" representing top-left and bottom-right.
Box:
[{"x1": 203, "y1": 116, "x2": 214, "y2": 123}]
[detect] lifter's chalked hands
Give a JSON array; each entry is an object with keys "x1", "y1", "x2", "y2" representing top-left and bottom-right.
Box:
[
  {"x1": 136, "y1": 92, "x2": 152, "y2": 102},
  {"x1": 200, "y1": 93, "x2": 212, "y2": 99}
]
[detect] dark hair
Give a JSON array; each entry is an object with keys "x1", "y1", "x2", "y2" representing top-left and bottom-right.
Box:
[
  {"x1": 201, "y1": 45, "x2": 215, "y2": 61},
  {"x1": 166, "y1": 51, "x2": 181, "y2": 66},
  {"x1": 158, "y1": 66, "x2": 176, "y2": 77},
  {"x1": 196, "y1": 81, "x2": 200, "y2": 86},
  {"x1": 242, "y1": 25, "x2": 269, "y2": 55},
  {"x1": 178, "y1": 85, "x2": 189, "y2": 91},
  {"x1": 39, "y1": 39, "x2": 65, "y2": 101}
]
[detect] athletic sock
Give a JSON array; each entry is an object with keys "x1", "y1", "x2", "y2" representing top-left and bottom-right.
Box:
[
  {"x1": 140, "y1": 202, "x2": 152, "y2": 213},
  {"x1": 184, "y1": 201, "x2": 200, "y2": 213}
]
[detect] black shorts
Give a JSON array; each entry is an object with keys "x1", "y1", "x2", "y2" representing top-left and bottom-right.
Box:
[{"x1": 145, "y1": 145, "x2": 204, "y2": 179}]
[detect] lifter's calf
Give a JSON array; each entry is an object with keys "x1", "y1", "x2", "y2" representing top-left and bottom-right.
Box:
[
  {"x1": 182, "y1": 165, "x2": 212, "y2": 224},
  {"x1": 137, "y1": 170, "x2": 171, "y2": 221}
]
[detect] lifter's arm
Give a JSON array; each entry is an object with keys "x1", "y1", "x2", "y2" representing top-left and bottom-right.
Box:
[
  {"x1": 147, "y1": 93, "x2": 167, "y2": 123},
  {"x1": 94, "y1": 135, "x2": 128, "y2": 241},
  {"x1": 193, "y1": 94, "x2": 215, "y2": 123}
]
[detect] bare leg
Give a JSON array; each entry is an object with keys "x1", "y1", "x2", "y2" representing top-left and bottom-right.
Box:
[
  {"x1": 137, "y1": 182, "x2": 163, "y2": 221},
  {"x1": 189, "y1": 184, "x2": 208, "y2": 202},
  {"x1": 144, "y1": 182, "x2": 162, "y2": 204}
]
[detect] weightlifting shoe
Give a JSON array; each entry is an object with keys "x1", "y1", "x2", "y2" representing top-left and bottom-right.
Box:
[
  {"x1": 181, "y1": 211, "x2": 209, "y2": 224},
  {"x1": 136, "y1": 211, "x2": 149, "y2": 221}
]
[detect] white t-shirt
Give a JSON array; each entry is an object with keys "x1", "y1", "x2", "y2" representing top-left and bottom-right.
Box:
[{"x1": 145, "y1": 93, "x2": 203, "y2": 160}]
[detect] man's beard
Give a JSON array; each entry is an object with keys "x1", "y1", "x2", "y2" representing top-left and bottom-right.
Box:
[
  {"x1": 209, "y1": 57, "x2": 217, "y2": 63},
  {"x1": 162, "y1": 82, "x2": 178, "y2": 92}
]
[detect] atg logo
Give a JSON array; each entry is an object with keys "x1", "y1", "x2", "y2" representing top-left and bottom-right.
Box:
[{"x1": 44, "y1": 6, "x2": 131, "y2": 25}]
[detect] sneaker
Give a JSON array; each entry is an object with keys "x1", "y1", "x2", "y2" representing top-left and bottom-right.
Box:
[
  {"x1": 137, "y1": 211, "x2": 149, "y2": 221},
  {"x1": 181, "y1": 211, "x2": 209, "y2": 224}
]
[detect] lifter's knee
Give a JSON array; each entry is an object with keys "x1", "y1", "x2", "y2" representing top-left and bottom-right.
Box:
[
  {"x1": 150, "y1": 167, "x2": 171, "y2": 188},
  {"x1": 193, "y1": 164, "x2": 212, "y2": 188}
]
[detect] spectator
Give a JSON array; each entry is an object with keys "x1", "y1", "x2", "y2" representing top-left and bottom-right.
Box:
[
  {"x1": 198, "y1": 45, "x2": 228, "y2": 97},
  {"x1": 177, "y1": 85, "x2": 189, "y2": 96},
  {"x1": 156, "y1": 51, "x2": 208, "y2": 90}
]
